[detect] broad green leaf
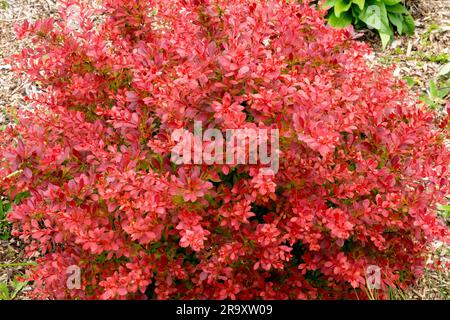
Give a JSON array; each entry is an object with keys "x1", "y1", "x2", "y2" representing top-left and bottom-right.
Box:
[
  {"x1": 328, "y1": 11, "x2": 353, "y2": 28},
  {"x1": 335, "y1": 0, "x2": 352, "y2": 18},
  {"x1": 352, "y1": 0, "x2": 365, "y2": 10},
  {"x1": 377, "y1": 1, "x2": 392, "y2": 35},
  {"x1": 402, "y1": 14, "x2": 415, "y2": 35},
  {"x1": 359, "y1": 5, "x2": 383, "y2": 29},
  {"x1": 386, "y1": 3, "x2": 408, "y2": 14},
  {"x1": 388, "y1": 12, "x2": 403, "y2": 34},
  {"x1": 379, "y1": 31, "x2": 392, "y2": 49},
  {"x1": 383, "y1": 0, "x2": 402, "y2": 5},
  {"x1": 360, "y1": 2, "x2": 392, "y2": 35}
]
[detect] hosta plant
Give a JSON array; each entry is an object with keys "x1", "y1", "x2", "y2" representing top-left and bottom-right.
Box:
[
  {"x1": 0, "y1": 0, "x2": 449, "y2": 300},
  {"x1": 324, "y1": 0, "x2": 415, "y2": 49}
]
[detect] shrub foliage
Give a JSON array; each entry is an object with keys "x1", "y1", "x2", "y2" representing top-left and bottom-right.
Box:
[{"x1": 0, "y1": 0, "x2": 449, "y2": 299}]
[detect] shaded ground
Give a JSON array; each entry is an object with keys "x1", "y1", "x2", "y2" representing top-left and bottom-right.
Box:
[{"x1": 0, "y1": 0, "x2": 449, "y2": 300}]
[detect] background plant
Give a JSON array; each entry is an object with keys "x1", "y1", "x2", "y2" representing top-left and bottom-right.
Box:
[
  {"x1": 0, "y1": 277, "x2": 29, "y2": 300},
  {"x1": 413, "y1": 63, "x2": 450, "y2": 111},
  {"x1": 419, "y1": 79, "x2": 450, "y2": 110},
  {"x1": 324, "y1": 0, "x2": 415, "y2": 48},
  {"x1": 0, "y1": 192, "x2": 29, "y2": 240},
  {"x1": 0, "y1": 197, "x2": 12, "y2": 240}
]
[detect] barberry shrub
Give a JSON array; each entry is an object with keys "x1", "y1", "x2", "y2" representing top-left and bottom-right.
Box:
[{"x1": 0, "y1": 0, "x2": 449, "y2": 300}]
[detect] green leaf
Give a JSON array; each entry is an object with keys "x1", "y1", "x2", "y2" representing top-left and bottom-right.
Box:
[
  {"x1": 379, "y1": 31, "x2": 392, "y2": 50},
  {"x1": 438, "y1": 87, "x2": 450, "y2": 99},
  {"x1": 420, "y1": 94, "x2": 434, "y2": 107},
  {"x1": 360, "y1": 3, "x2": 391, "y2": 35},
  {"x1": 14, "y1": 191, "x2": 30, "y2": 205},
  {"x1": 438, "y1": 204, "x2": 450, "y2": 211},
  {"x1": 0, "y1": 283, "x2": 10, "y2": 300},
  {"x1": 386, "y1": 3, "x2": 408, "y2": 14},
  {"x1": 351, "y1": 7, "x2": 361, "y2": 24},
  {"x1": 328, "y1": 11, "x2": 353, "y2": 28},
  {"x1": 359, "y1": 1, "x2": 394, "y2": 36},
  {"x1": 404, "y1": 77, "x2": 415, "y2": 87},
  {"x1": 335, "y1": 0, "x2": 352, "y2": 18},
  {"x1": 402, "y1": 14, "x2": 415, "y2": 35},
  {"x1": 388, "y1": 12, "x2": 403, "y2": 34},
  {"x1": 429, "y1": 80, "x2": 439, "y2": 99},
  {"x1": 383, "y1": 0, "x2": 402, "y2": 5},
  {"x1": 359, "y1": 5, "x2": 382, "y2": 29},
  {"x1": 438, "y1": 63, "x2": 450, "y2": 77},
  {"x1": 378, "y1": 2, "x2": 392, "y2": 35},
  {"x1": 11, "y1": 279, "x2": 27, "y2": 300},
  {"x1": 352, "y1": 0, "x2": 365, "y2": 10}
]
